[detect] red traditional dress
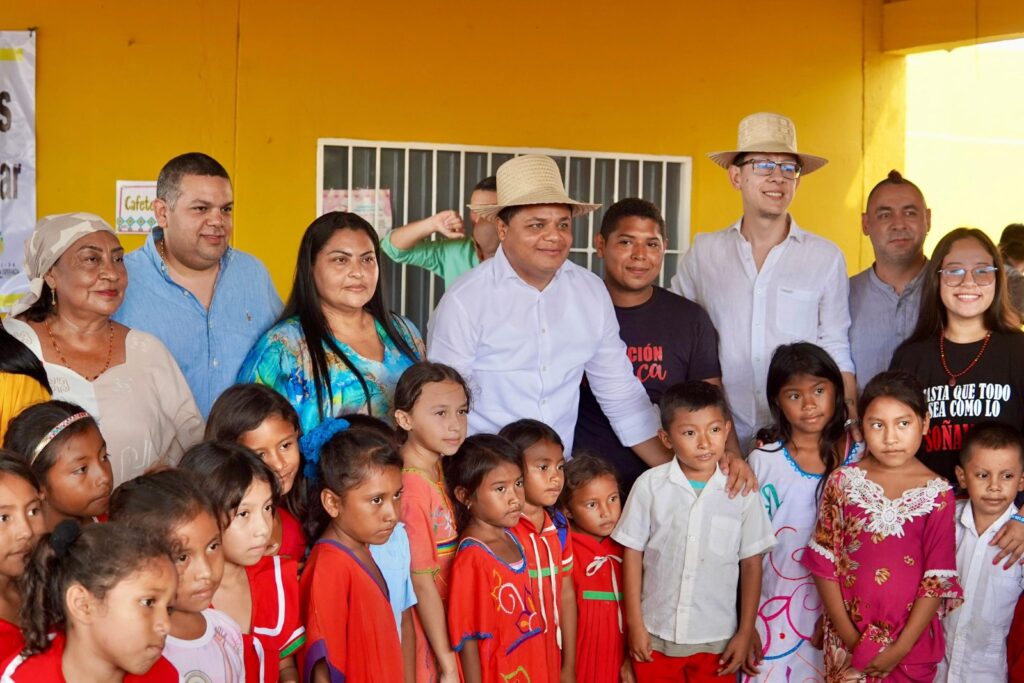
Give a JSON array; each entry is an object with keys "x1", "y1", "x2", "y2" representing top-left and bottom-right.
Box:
[
  {"x1": 802, "y1": 466, "x2": 963, "y2": 683},
  {"x1": 237, "y1": 555, "x2": 304, "y2": 683},
  {"x1": 1009, "y1": 594, "x2": 1024, "y2": 683},
  {"x1": 400, "y1": 467, "x2": 458, "y2": 682},
  {"x1": 570, "y1": 531, "x2": 625, "y2": 683},
  {"x1": 0, "y1": 620, "x2": 22, "y2": 666},
  {"x1": 0, "y1": 631, "x2": 178, "y2": 681},
  {"x1": 277, "y1": 508, "x2": 307, "y2": 562},
  {"x1": 447, "y1": 533, "x2": 551, "y2": 683},
  {"x1": 510, "y1": 508, "x2": 572, "y2": 680},
  {"x1": 298, "y1": 539, "x2": 404, "y2": 683}
]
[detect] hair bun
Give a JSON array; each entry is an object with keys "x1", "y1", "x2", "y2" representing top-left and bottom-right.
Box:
[{"x1": 51, "y1": 520, "x2": 81, "y2": 558}]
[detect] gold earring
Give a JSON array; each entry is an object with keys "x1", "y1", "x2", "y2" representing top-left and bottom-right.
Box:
[{"x1": 50, "y1": 288, "x2": 56, "y2": 305}]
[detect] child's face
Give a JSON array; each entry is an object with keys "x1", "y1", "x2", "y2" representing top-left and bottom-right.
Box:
[
  {"x1": 659, "y1": 406, "x2": 730, "y2": 478},
  {"x1": 324, "y1": 466, "x2": 402, "y2": 546},
  {"x1": 0, "y1": 473, "x2": 44, "y2": 579},
  {"x1": 521, "y1": 439, "x2": 566, "y2": 508},
  {"x1": 395, "y1": 380, "x2": 469, "y2": 457},
  {"x1": 238, "y1": 415, "x2": 300, "y2": 495},
  {"x1": 85, "y1": 557, "x2": 176, "y2": 675},
  {"x1": 460, "y1": 462, "x2": 524, "y2": 529},
  {"x1": 777, "y1": 373, "x2": 835, "y2": 437},
  {"x1": 221, "y1": 480, "x2": 274, "y2": 567},
  {"x1": 564, "y1": 474, "x2": 621, "y2": 539},
  {"x1": 862, "y1": 397, "x2": 928, "y2": 469},
  {"x1": 44, "y1": 427, "x2": 113, "y2": 522},
  {"x1": 955, "y1": 446, "x2": 1024, "y2": 521},
  {"x1": 170, "y1": 510, "x2": 224, "y2": 613}
]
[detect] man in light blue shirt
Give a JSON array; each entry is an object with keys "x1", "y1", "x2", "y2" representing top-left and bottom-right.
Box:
[{"x1": 114, "y1": 153, "x2": 281, "y2": 416}]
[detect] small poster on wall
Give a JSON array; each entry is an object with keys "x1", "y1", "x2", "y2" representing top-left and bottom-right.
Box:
[
  {"x1": 115, "y1": 180, "x2": 158, "y2": 233},
  {"x1": 322, "y1": 188, "x2": 393, "y2": 238}
]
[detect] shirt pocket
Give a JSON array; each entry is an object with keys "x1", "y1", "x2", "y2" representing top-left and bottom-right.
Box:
[
  {"x1": 776, "y1": 287, "x2": 820, "y2": 341},
  {"x1": 709, "y1": 516, "x2": 741, "y2": 559}
]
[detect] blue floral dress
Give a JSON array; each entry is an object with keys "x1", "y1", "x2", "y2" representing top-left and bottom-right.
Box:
[{"x1": 237, "y1": 315, "x2": 424, "y2": 435}]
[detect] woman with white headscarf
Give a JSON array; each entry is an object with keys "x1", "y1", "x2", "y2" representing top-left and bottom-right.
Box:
[{"x1": 3, "y1": 212, "x2": 204, "y2": 485}]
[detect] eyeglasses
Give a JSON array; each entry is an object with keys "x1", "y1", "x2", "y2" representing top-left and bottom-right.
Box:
[
  {"x1": 937, "y1": 265, "x2": 999, "y2": 287},
  {"x1": 737, "y1": 158, "x2": 802, "y2": 179}
]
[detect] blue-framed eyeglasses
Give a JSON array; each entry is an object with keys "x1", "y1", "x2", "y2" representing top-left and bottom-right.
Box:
[{"x1": 737, "y1": 159, "x2": 802, "y2": 179}]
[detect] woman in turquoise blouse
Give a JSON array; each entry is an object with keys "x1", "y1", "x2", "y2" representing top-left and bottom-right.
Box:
[{"x1": 238, "y1": 212, "x2": 423, "y2": 435}]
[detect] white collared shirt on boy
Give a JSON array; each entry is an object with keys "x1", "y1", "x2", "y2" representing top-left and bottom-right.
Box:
[
  {"x1": 611, "y1": 460, "x2": 775, "y2": 651},
  {"x1": 937, "y1": 500, "x2": 1024, "y2": 683}
]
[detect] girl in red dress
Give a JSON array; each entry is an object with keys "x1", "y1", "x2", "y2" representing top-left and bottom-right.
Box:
[
  {"x1": 393, "y1": 362, "x2": 470, "y2": 683},
  {"x1": 180, "y1": 442, "x2": 304, "y2": 683},
  {"x1": 206, "y1": 383, "x2": 309, "y2": 563},
  {"x1": 299, "y1": 426, "x2": 410, "y2": 682},
  {"x1": 445, "y1": 433, "x2": 553, "y2": 683},
  {"x1": 559, "y1": 453, "x2": 632, "y2": 683},
  {"x1": 2, "y1": 520, "x2": 178, "y2": 682},
  {"x1": 0, "y1": 454, "x2": 46, "y2": 663},
  {"x1": 3, "y1": 400, "x2": 113, "y2": 530}
]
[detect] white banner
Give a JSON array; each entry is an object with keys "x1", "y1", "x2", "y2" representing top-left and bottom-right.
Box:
[{"x1": 0, "y1": 31, "x2": 35, "y2": 310}]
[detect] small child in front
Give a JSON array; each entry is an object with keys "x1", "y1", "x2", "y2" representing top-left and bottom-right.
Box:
[
  {"x1": 936, "y1": 423, "x2": 1024, "y2": 682},
  {"x1": 613, "y1": 380, "x2": 774, "y2": 681}
]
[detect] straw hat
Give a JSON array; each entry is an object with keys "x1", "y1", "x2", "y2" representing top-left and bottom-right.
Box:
[
  {"x1": 707, "y1": 112, "x2": 828, "y2": 175},
  {"x1": 469, "y1": 154, "x2": 600, "y2": 220}
]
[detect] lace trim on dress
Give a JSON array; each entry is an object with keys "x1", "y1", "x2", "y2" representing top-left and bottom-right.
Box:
[
  {"x1": 922, "y1": 569, "x2": 959, "y2": 578},
  {"x1": 843, "y1": 468, "x2": 950, "y2": 539},
  {"x1": 807, "y1": 540, "x2": 835, "y2": 563}
]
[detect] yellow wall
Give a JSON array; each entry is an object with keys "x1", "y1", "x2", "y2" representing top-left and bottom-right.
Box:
[
  {"x1": 8, "y1": 0, "x2": 906, "y2": 294},
  {"x1": 884, "y1": 0, "x2": 1024, "y2": 53}
]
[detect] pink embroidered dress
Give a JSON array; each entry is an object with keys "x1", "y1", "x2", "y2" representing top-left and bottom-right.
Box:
[{"x1": 802, "y1": 466, "x2": 962, "y2": 682}]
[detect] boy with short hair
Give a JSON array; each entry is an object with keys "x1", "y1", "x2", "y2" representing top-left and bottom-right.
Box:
[
  {"x1": 612, "y1": 380, "x2": 774, "y2": 681},
  {"x1": 938, "y1": 422, "x2": 1024, "y2": 682}
]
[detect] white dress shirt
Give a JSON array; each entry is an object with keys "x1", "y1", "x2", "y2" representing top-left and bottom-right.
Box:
[
  {"x1": 427, "y1": 246, "x2": 659, "y2": 453},
  {"x1": 937, "y1": 501, "x2": 1024, "y2": 683},
  {"x1": 612, "y1": 461, "x2": 775, "y2": 645},
  {"x1": 670, "y1": 218, "x2": 854, "y2": 447}
]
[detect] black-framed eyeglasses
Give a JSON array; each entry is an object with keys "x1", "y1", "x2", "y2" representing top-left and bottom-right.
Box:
[
  {"x1": 737, "y1": 158, "x2": 802, "y2": 179},
  {"x1": 937, "y1": 265, "x2": 999, "y2": 287}
]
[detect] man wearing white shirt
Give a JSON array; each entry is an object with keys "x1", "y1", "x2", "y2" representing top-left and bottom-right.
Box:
[
  {"x1": 428, "y1": 154, "x2": 672, "y2": 467},
  {"x1": 670, "y1": 112, "x2": 857, "y2": 448}
]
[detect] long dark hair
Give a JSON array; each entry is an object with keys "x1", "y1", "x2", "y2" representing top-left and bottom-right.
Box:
[
  {"x1": 206, "y1": 383, "x2": 309, "y2": 523},
  {"x1": 281, "y1": 212, "x2": 418, "y2": 420},
  {"x1": 178, "y1": 442, "x2": 281, "y2": 528},
  {"x1": 0, "y1": 326, "x2": 50, "y2": 392},
  {"x1": 903, "y1": 227, "x2": 1021, "y2": 346},
  {"x1": 756, "y1": 343, "x2": 847, "y2": 499},
  {"x1": 443, "y1": 434, "x2": 522, "y2": 533}
]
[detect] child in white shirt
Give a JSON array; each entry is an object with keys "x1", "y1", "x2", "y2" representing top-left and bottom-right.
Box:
[
  {"x1": 938, "y1": 423, "x2": 1024, "y2": 683},
  {"x1": 612, "y1": 381, "x2": 774, "y2": 680}
]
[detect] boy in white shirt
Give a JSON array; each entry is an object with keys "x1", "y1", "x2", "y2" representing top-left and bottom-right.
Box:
[
  {"x1": 613, "y1": 380, "x2": 774, "y2": 681},
  {"x1": 938, "y1": 423, "x2": 1024, "y2": 682}
]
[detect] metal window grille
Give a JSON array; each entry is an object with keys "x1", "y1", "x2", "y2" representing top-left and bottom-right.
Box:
[{"x1": 317, "y1": 139, "x2": 692, "y2": 334}]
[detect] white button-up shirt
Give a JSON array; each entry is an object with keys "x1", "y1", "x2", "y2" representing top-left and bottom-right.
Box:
[
  {"x1": 612, "y1": 461, "x2": 775, "y2": 645},
  {"x1": 937, "y1": 501, "x2": 1024, "y2": 683},
  {"x1": 670, "y1": 218, "x2": 854, "y2": 447},
  {"x1": 427, "y1": 246, "x2": 660, "y2": 452}
]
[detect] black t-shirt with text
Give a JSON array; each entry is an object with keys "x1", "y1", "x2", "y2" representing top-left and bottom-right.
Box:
[
  {"x1": 890, "y1": 330, "x2": 1024, "y2": 484},
  {"x1": 573, "y1": 287, "x2": 720, "y2": 494}
]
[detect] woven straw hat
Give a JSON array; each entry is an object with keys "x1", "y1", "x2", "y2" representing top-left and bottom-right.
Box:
[
  {"x1": 707, "y1": 112, "x2": 828, "y2": 175},
  {"x1": 469, "y1": 154, "x2": 600, "y2": 220}
]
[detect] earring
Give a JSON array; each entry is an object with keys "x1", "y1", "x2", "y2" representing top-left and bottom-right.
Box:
[{"x1": 50, "y1": 288, "x2": 56, "y2": 306}]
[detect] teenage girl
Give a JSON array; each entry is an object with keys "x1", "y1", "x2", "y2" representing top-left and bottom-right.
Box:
[
  {"x1": 393, "y1": 362, "x2": 469, "y2": 683},
  {"x1": 2, "y1": 520, "x2": 178, "y2": 681},
  {"x1": 558, "y1": 453, "x2": 632, "y2": 683},
  {"x1": 444, "y1": 434, "x2": 551, "y2": 683},
  {"x1": 4, "y1": 400, "x2": 112, "y2": 529},
  {"x1": 110, "y1": 469, "x2": 244, "y2": 682},
  {"x1": 499, "y1": 419, "x2": 576, "y2": 682},
  {"x1": 0, "y1": 453, "x2": 45, "y2": 662},
  {"x1": 207, "y1": 383, "x2": 309, "y2": 561},
  {"x1": 299, "y1": 428, "x2": 410, "y2": 683},
  {"x1": 747, "y1": 343, "x2": 862, "y2": 682},
  {"x1": 179, "y1": 442, "x2": 304, "y2": 683},
  {"x1": 803, "y1": 371, "x2": 963, "y2": 682}
]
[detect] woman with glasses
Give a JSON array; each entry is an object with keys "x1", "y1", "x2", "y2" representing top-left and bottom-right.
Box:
[{"x1": 890, "y1": 228, "x2": 1023, "y2": 484}]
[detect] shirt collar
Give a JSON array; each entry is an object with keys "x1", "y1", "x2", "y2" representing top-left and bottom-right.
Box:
[
  {"x1": 961, "y1": 499, "x2": 1018, "y2": 536},
  {"x1": 729, "y1": 215, "x2": 805, "y2": 243},
  {"x1": 491, "y1": 244, "x2": 574, "y2": 288},
  {"x1": 866, "y1": 260, "x2": 928, "y2": 296},
  {"x1": 666, "y1": 457, "x2": 727, "y2": 491}
]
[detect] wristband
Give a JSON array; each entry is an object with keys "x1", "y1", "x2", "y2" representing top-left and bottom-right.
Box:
[{"x1": 1012, "y1": 514, "x2": 1024, "y2": 525}]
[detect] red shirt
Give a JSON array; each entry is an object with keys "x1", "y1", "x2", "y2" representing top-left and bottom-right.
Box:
[
  {"x1": 0, "y1": 632, "x2": 177, "y2": 681},
  {"x1": 277, "y1": 508, "x2": 307, "y2": 562}
]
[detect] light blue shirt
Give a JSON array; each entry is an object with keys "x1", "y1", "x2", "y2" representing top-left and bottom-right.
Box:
[
  {"x1": 369, "y1": 522, "x2": 417, "y2": 639},
  {"x1": 113, "y1": 230, "x2": 282, "y2": 417}
]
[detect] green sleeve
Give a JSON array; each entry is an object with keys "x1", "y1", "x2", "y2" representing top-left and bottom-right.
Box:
[{"x1": 380, "y1": 234, "x2": 478, "y2": 286}]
